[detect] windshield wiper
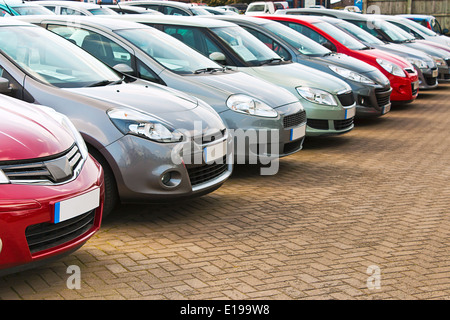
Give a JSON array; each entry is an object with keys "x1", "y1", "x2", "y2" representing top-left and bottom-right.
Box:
[
  {"x1": 193, "y1": 67, "x2": 225, "y2": 74},
  {"x1": 87, "y1": 76, "x2": 124, "y2": 87},
  {"x1": 257, "y1": 58, "x2": 283, "y2": 66}
]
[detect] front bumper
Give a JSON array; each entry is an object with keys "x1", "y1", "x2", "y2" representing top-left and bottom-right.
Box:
[
  {"x1": 0, "y1": 156, "x2": 104, "y2": 276},
  {"x1": 437, "y1": 62, "x2": 450, "y2": 82},
  {"x1": 220, "y1": 101, "x2": 306, "y2": 162},
  {"x1": 103, "y1": 131, "x2": 233, "y2": 203},
  {"x1": 418, "y1": 66, "x2": 439, "y2": 89},
  {"x1": 300, "y1": 92, "x2": 356, "y2": 137},
  {"x1": 389, "y1": 72, "x2": 419, "y2": 103}
]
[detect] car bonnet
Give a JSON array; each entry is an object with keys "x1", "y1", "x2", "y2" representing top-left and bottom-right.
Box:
[{"x1": 0, "y1": 96, "x2": 75, "y2": 162}]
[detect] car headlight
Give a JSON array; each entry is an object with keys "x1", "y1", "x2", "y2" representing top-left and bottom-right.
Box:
[
  {"x1": 406, "y1": 57, "x2": 428, "y2": 69},
  {"x1": 226, "y1": 94, "x2": 278, "y2": 118},
  {"x1": 433, "y1": 56, "x2": 447, "y2": 67},
  {"x1": 329, "y1": 66, "x2": 376, "y2": 84},
  {"x1": 376, "y1": 58, "x2": 406, "y2": 77},
  {"x1": 36, "y1": 105, "x2": 89, "y2": 161},
  {"x1": 108, "y1": 108, "x2": 183, "y2": 143},
  {"x1": 296, "y1": 87, "x2": 337, "y2": 106}
]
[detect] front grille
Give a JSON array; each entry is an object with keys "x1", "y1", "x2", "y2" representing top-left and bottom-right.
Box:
[
  {"x1": 25, "y1": 210, "x2": 95, "y2": 254},
  {"x1": 187, "y1": 156, "x2": 228, "y2": 186},
  {"x1": 0, "y1": 144, "x2": 83, "y2": 184},
  {"x1": 337, "y1": 91, "x2": 355, "y2": 107},
  {"x1": 283, "y1": 110, "x2": 306, "y2": 128},
  {"x1": 425, "y1": 75, "x2": 437, "y2": 86},
  {"x1": 334, "y1": 117, "x2": 354, "y2": 131},
  {"x1": 307, "y1": 119, "x2": 329, "y2": 130},
  {"x1": 283, "y1": 139, "x2": 303, "y2": 154},
  {"x1": 375, "y1": 88, "x2": 391, "y2": 107}
]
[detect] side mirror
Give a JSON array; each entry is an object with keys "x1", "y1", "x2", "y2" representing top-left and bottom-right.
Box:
[
  {"x1": 112, "y1": 63, "x2": 134, "y2": 75},
  {"x1": 0, "y1": 77, "x2": 11, "y2": 95},
  {"x1": 209, "y1": 52, "x2": 226, "y2": 63},
  {"x1": 443, "y1": 28, "x2": 449, "y2": 35},
  {"x1": 322, "y1": 41, "x2": 336, "y2": 52}
]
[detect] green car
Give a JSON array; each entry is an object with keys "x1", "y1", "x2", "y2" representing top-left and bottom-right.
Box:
[{"x1": 114, "y1": 15, "x2": 356, "y2": 136}]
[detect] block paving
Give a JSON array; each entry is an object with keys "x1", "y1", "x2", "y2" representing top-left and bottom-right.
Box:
[{"x1": 1, "y1": 84, "x2": 449, "y2": 300}]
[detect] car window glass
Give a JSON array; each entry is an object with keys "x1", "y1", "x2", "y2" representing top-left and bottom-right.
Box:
[
  {"x1": 0, "y1": 25, "x2": 121, "y2": 88},
  {"x1": 162, "y1": 6, "x2": 189, "y2": 16},
  {"x1": 60, "y1": 7, "x2": 84, "y2": 15},
  {"x1": 243, "y1": 27, "x2": 291, "y2": 60},
  {"x1": 389, "y1": 21, "x2": 422, "y2": 39},
  {"x1": 47, "y1": 25, "x2": 133, "y2": 69},
  {"x1": 282, "y1": 21, "x2": 329, "y2": 45},
  {"x1": 136, "y1": 59, "x2": 160, "y2": 83},
  {"x1": 116, "y1": 27, "x2": 221, "y2": 73},
  {"x1": 43, "y1": 6, "x2": 55, "y2": 12}
]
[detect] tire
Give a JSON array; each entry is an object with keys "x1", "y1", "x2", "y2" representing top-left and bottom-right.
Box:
[{"x1": 87, "y1": 146, "x2": 118, "y2": 218}]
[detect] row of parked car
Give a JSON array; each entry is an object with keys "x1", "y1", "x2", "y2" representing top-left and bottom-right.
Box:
[{"x1": 1, "y1": 1, "x2": 449, "y2": 276}]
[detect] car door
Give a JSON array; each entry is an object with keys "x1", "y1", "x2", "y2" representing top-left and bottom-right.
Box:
[{"x1": 45, "y1": 23, "x2": 164, "y2": 85}]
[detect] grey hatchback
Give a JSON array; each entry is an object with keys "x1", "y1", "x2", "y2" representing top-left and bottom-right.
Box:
[
  {"x1": 17, "y1": 15, "x2": 307, "y2": 163},
  {"x1": 0, "y1": 19, "x2": 233, "y2": 215}
]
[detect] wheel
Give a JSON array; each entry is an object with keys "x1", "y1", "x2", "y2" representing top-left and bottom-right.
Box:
[{"x1": 87, "y1": 146, "x2": 118, "y2": 218}]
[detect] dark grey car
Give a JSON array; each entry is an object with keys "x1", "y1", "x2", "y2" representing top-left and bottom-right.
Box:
[
  {"x1": 278, "y1": 8, "x2": 450, "y2": 82},
  {"x1": 0, "y1": 19, "x2": 233, "y2": 215},
  {"x1": 210, "y1": 15, "x2": 393, "y2": 117},
  {"x1": 16, "y1": 15, "x2": 307, "y2": 162},
  {"x1": 315, "y1": 16, "x2": 439, "y2": 90}
]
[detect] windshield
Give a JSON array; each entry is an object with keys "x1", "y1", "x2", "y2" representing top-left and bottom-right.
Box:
[
  {"x1": 335, "y1": 20, "x2": 384, "y2": 45},
  {"x1": 0, "y1": 26, "x2": 120, "y2": 88},
  {"x1": 211, "y1": 26, "x2": 281, "y2": 65},
  {"x1": 115, "y1": 28, "x2": 221, "y2": 74},
  {"x1": 87, "y1": 8, "x2": 118, "y2": 15},
  {"x1": 262, "y1": 21, "x2": 331, "y2": 56},
  {"x1": 190, "y1": 7, "x2": 212, "y2": 15},
  {"x1": 401, "y1": 18, "x2": 438, "y2": 36},
  {"x1": 11, "y1": 5, "x2": 55, "y2": 15},
  {"x1": 364, "y1": 19, "x2": 415, "y2": 42},
  {"x1": 312, "y1": 21, "x2": 368, "y2": 50}
]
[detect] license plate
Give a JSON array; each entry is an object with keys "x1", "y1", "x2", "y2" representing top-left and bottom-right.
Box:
[
  {"x1": 54, "y1": 187, "x2": 100, "y2": 224},
  {"x1": 412, "y1": 81, "x2": 419, "y2": 90},
  {"x1": 204, "y1": 140, "x2": 227, "y2": 163},
  {"x1": 345, "y1": 107, "x2": 356, "y2": 119},
  {"x1": 382, "y1": 103, "x2": 391, "y2": 115},
  {"x1": 432, "y1": 69, "x2": 438, "y2": 77},
  {"x1": 290, "y1": 125, "x2": 306, "y2": 141}
]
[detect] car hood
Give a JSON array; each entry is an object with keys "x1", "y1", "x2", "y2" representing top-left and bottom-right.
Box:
[
  {"x1": 67, "y1": 81, "x2": 200, "y2": 115},
  {"x1": 0, "y1": 96, "x2": 74, "y2": 162},
  {"x1": 186, "y1": 71, "x2": 299, "y2": 112},
  {"x1": 374, "y1": 43, "x2": 435, "y2": 64},
  {"x1": 403, "y1": 41, "x2": 450, "y2": 59},
  {"x1": 241, "y1": 62, "x2": 351, "y2": 94},
  {"x1": 415, "y1": 39, "x2": 450, "y2": 55},
  {"x1": 356, "y1": 47, "x2": 414, "y2": 69},
  {"x1": 67, "y1": 80, "x2": 226, "y2": 136},
  {"x1": 317, "y1": 52, "x2": 378, "y2": 74}
]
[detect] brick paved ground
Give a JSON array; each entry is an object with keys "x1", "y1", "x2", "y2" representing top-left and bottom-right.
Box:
[{"x1": 1, "y1": 84, "x2": 449, "y2": 300}]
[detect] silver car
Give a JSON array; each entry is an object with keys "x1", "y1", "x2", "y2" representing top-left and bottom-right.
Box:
[
  {"x1": 0, "y1": 19, "x2": 233, "y2": 215},
  {"x1": 17, "y1": 15, "x2": 307, "y2": 162}
]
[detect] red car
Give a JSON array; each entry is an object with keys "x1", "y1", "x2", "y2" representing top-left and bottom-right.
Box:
[
  {"x1": 258, "y1": 15, "x2": 420, "y2": 103},
  {"x1": 0, "y1": 94, "x2": 104, "y2": 276}
]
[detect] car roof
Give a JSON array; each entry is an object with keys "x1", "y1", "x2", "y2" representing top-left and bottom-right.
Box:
[
  {"x1": 126, "y1": 1, "x2": 195, "y2": 8},
  {"x1": 2, "y1": 0, "x2": 43, "y2": 7},
  {"x1": 104, "y1": 14, "x2": 235, "y2": 28},
  {"x1": 270, "y1": 14, "x2": 324, "y2": 23},
  {"x1": 399, "y1": 14, "x2": 433, "y2": 20},
  {"x1": 0, "y1": 17, "x2": 37, "y2": 27},
  {"x1": 12, "y1": 14, "x2": 146, "y2": 31},
  {"x1": 279, "y1": 8, "x2": 368, "y2": 20},
  {"x1": 33, "y1": 1, "x2": 107, "y2": 9}
]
